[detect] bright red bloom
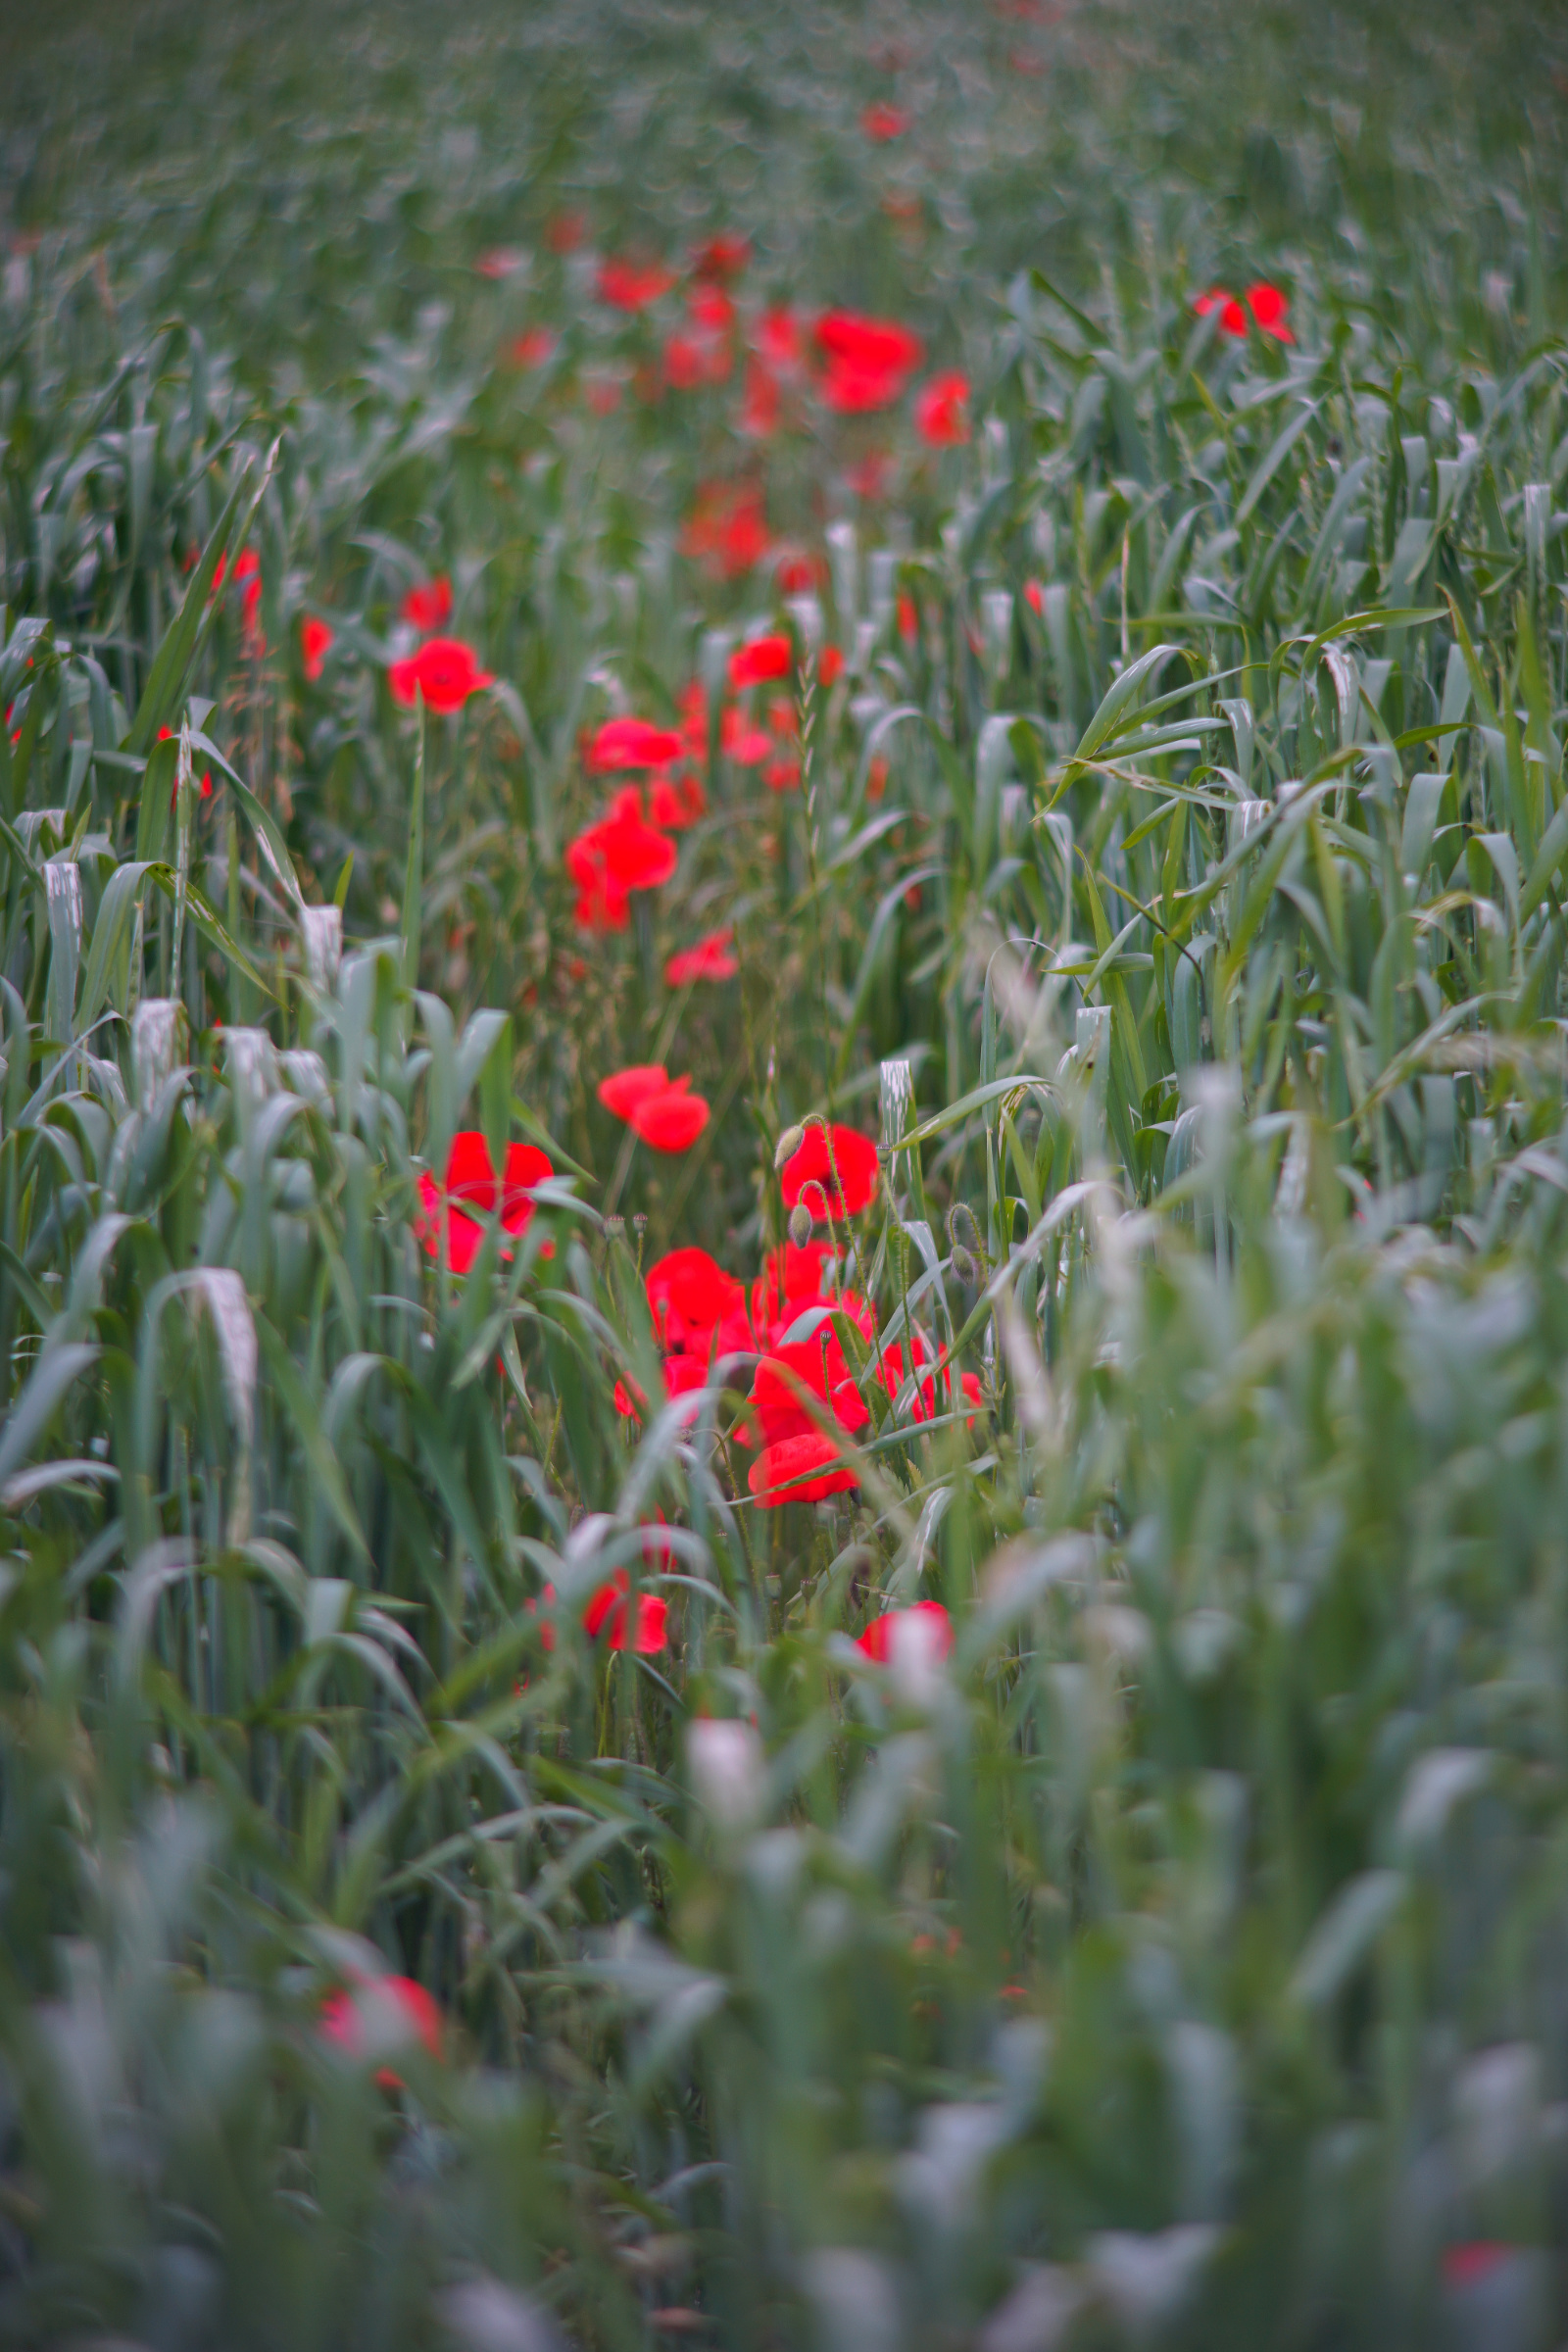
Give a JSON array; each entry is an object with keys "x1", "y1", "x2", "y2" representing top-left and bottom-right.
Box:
[
  {"x1": 599, "y1": 1063, "x2": 676, "y2": 1119},
  {"x1": 897, "y1": 593, "x2": 919, "y2": 642},
  {"x1": 1023, "y1": 579, "x2": 1046, "y2": 616},
  {"x1": 588, "y1": 716, "x2": 687, "y2": 771},
  {"x1": 749, "y1": 1430, "x2": 858, "y2": 1506},
  {"x1": 402, "y1": 576, "x2": 454, "y2": 632},
  {"x1": 780, "y1": 1124, "x2": 879, "y2": 1218},
  {"x1": 693, "y1": 232, "x2": 751, "y2": 278},
  {"x1": 915, "y1": 370, "x2": 970, "y2": 445},
  {"x1": 301, "y1": 617, "x2": 333, "y2": 681},
  {"x1": 818, "y1": 646, "x2": 845, "y2": 685},
  {"x1": 817, "y1": 313, "x2": 923, "y2": 376},
  {"x1": 598, "y1": 256, "x2": 675, "y2": 310},
  {"x1": 211, "y1": 547, "x2": 259, "y2": 596},
  {"x1": 389, "y1": 636, "x2": 494, "y2": 714},
  {"x1": 1195, "y1": 281, "x2": 1294, "y2": 342},
  {"x1": 774, "y1": 549, "x2": 826, "y2": 594},
  {"x1": 820, "y1": 361, "x2": 906, "y2": 415},
  {"x1": 681, "y1": 481, "x2": 770, "y2": 578},
  {"x1": 509, "y1": 326, "x2": 557, "y2": 368},
  {"x1": 754, "y1": 1329, "x2": 869, "y2": 1446},
  {"x1": 583, "y1": 1568, "x2": 669, "y2": 1652},
  {"x1": 416, "y1": 1132, "x2": 553, "y2": 1275},
  {"x1": 649, "y1": 770, "x2": 706, "y2": 828},
  {"x1": 665, "y1": 929, "x2": 738, "y2": 986},
  {"x1": 646, "y1": 1247, "x2": 745, "y2": 1350},
  {"x1": 857, "y1": 1599, "x2": 954, "y2": 1664},
  {"x1": 320, "y1": 1976, "x2": 443, "y2": 2086},
  {"x1": 566, "y1": 790, "x2": 678, "y2": 930},
  {"x1": 861, "y1": 101, "x2": 910, "y2": 140},
  {"x1": 750, "y1": 1241, "x2": 833, "y2": 1336},
  {"x1": 721, "y1": 704, "x2": 773, "y2": 764},
  {"x1": 631, "y1": 1086, "x2": 710, "y2": 1152},
  {"x1": 730, "y1": 632, "x2": 793, "y2": 690}
]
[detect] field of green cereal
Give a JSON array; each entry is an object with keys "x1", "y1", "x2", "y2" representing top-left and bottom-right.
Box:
[{"x1": 2, "y1": 0, "x2": 1568, "y2": 2342}]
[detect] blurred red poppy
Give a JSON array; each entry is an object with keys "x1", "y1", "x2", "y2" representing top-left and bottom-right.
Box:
[
  {"x1": 583, "y1": 1568, "x2": 669, "y2": 1652},
  {"x1": 598, "y1": 257, "x2": 675, "y2": 310},
  {"x1": 1023, "y1": 578, "x2": 1046, "y2": 615},
  {"x1": 681, "y1": 481, "x2": 770, "y2": 577},
  {"x1": 416, "y1": 1131, "x2": 553, "y2": 1274},
  {"x1": 749, "y1": 1430, "x2": 858, "y2": 1506},
  {"x1": 730, "y1": 632, "x2": 793, "y2": 690},
  {"x1": 665, "y1": 929, "x2": 738, "y2": 986},
  {"x1": 319, "y1": 1975, "x2": 443, "y2": 2088},
  {"x1": 301, "y1": 616, "x2": 333, "y2": 681},
  {"x1": 860, "y1": 101, "x2": 910, "y2": 140},
  {"x1": 780, "y1": 1124, "x2": 879, "y2": 1218},
  {"x1": 631, "y1": 1086, "x2": 710, "y2": 1152},
  {"x1": 857, "y1": 1598, "x2": 954, "y2": 1663},
  {"x1": 818, "y1": 646, "x2": 845, "y2": 685},
  {"x1": 897, "y1": 593, "x2": 919, "y2": 641},
  {"x1": 693, "y1": 232, "x2": 751, "y2": 278},
  {"x1": 817, "y1": 313, "x2": 923, "y2": 375},
  {"x1": 211, "y1": 547, "x2": 259, "y2": 597},
  {"x1": 915, "y1": 370, "x2": 970, "y2": 445},
  {"x1": 763, "y1": 757, "x2": 801, "y2": 794},
  {"x1": 1196, "y1": 281, "x2": 1294, "y2": 342},
  {"x1": 587, "y1": 716, "x2": 687, "y2": 770},
  {"x1": 598, "y1": 1063, "x2": 677, "y2": 1119},
  {"x1": 649, "y1": 770, "x2": 706, "y2": 828},
  {"x1": 719, "y1": 705, "x2": 771, "y2": 764},
  {"x1": 564, "y1": 788, "x2": 677, "y2": 927},
  {"x1": 509, "y1": 326, "x2": 557, "y2": 368},
  {"x1": 402, "y1": 576, "x2": 454, "y2": 632},
  {"x1": 678, "y1": 679, "x2": 709, "y2": 757},
  {"x1": 241, "y1": 569, "x2": 265, "y2": 653},
  {"x1": 754, "y1": 1333, "x2": 869, "y2": 1446},
  {"x1": 388, "y1": 637, "x2": 494, "y2": 713}
]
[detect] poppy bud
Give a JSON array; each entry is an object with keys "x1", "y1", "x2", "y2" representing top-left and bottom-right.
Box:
[
  {"x1": 773, "y1": 1122, "x2": 806, "y2": 1169},
  {"x1": 951, "y1": 1244, "x2": 977, "y2": 1286},
  {"x1": 789, "y1": 1201, "x2": 813, "y2": 1248}
]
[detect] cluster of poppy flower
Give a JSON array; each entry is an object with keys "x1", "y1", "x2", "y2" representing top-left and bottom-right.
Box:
[
  {"x1": 598, "y1": 1062, "x2": 710, "y2": 1154},
  {"x1": 610, "y1": 1123, "x2": 979, "y2": 1506}
]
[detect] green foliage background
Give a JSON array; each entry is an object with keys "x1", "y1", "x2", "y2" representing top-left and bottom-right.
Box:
[{"x1": 2, "y1": 1, "x2": 1568, "y2": 2345}]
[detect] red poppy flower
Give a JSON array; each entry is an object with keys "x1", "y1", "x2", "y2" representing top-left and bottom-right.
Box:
[
  {"x1": 241, "y1": 571, "x2": 265, "y2": 653},
  {"x1": 211, "y1": 547, "x2": 259, "y2": 596},
  {"x1": 598, "y1": 256, "x2": 675, "y2": 310},
  {"x1": 817, "y1": 313, "x2": 924, "y2": 377},
  {"x1": 914, "y1": 370, "x2": 970, "y2": 446},
  {"x1": 566, "y1": 790, "x2": 678, "y2": 930},
  {"x1": 739, "y1": 357, "x2": 780, "y2": 438},
  {"x1": 1023, "y1": 579, "x2": 1046, "y2": 616},
  {"x1": 780, "y1": 1124, "x2": 879, "y2": 1218},
  {"x1": 681, "y1": 481, "x2": 770, "y2": 578},
  {"x1": 818, "y1": 646, "x2": 845, "y2": 685},
  {"x1": 646, "y1": 1246, "x2": 745, "y2": 1348},
  {"x1": 587, "y1": 716, "x2": 687, "y2": 771},
  {"x1": 301, "y1": 617, "x2": 333, "y2": 681},
  {"x1": 897, "y1": 593, "x2": 919, "y2": 642},
  {"x1": 509, "y1": 326, "x2": 557, "y2": 368},
  {"x1": 665, "y1": 929, "x2": 738, "y2": 986},
  {"x1": 599, "y1": 1063, "x2": 676, "y2": 1119},
  {"x1": 632, "y1": 1086, "x2": 710, "y2": 1152},
  {"x1": 401, "y1": 576, "x2": 454, "y2": 632},
  {"x1": 649, "y1": 770, "x2": 706, "y2": 828},
  {"x1": 721, "y1": 705, "x2": 773, "y2": 764},
  {"x1": 389, "y1": 636, "x2": 494, "y2": 713},
  {"x1": 750, "y1": 1240, "x2": 832, "y2": 1333},
  {"x1": 319, "y1": 1975, "x2": 443, "y2": 2088},
  {"x1": 693, "y1": 232, "x2": 751, "y2": 278},
  {"x1": 583, "y1": 1568, "x2": 669, "y2": 1652},
  {"x1": 857, "y1": 1598, "x2": 954, "y2": 1663},
  {"x1": 820, "y1": 361, "x2": 906, "y2": 415},
  {"x1": 416, "y1": 1131, "x2": 553, "y2": 1274},
  {"x1": 763, "y1": 758, "x2": 801, "y2": 794},
  {"x1": 547, "y1": 211, "x2": 586, "y2": 254},
  {"x1": 754, "y1": 1332, "x2": 869, "y2": 1446},
  {"x1": 749, "y1": 1429, "x2": 858, "y2": 1506},
  {"x1": 678, "y1": 679, "x2": 709, "y2": 757},
  {"x1": 757, "y1": 308, "x2": 806, "y2": 372},
  {"x1": 860, "y1": 101, "x2": 910, "y2": 140},
  {"x1": 729, "y1": 632, "x2": 793, "y2": 690},
  {"x1": 157, "y1": 724, "x2": 213, "y2": 802},
  {"x1": 1195, "y1": 281, "x2": 1294, "y2": 342}
]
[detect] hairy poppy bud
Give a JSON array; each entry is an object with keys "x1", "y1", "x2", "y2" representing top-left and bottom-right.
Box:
[
  {"x1": 951, "y1": 1244, "x2": 977, "y2": 1285},
  {"x1": 789, "y1": 1201, "x2": 813, "y2": 1248},
  {"x1": 773, "y1": 1122, "x2": 806, "y2": 1169}
]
